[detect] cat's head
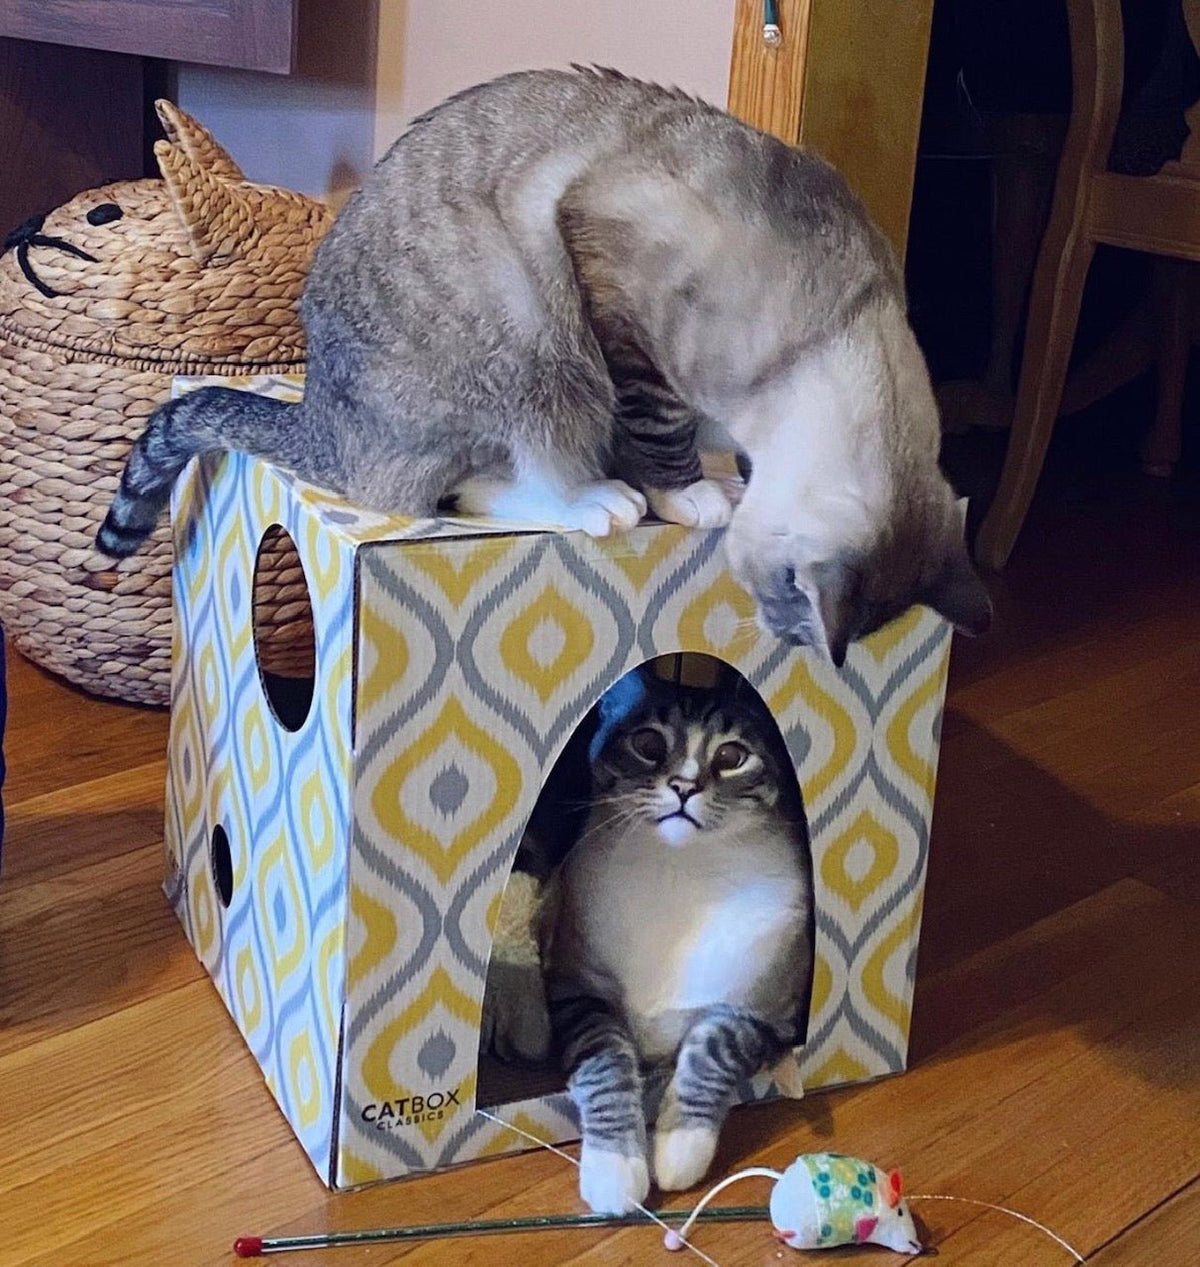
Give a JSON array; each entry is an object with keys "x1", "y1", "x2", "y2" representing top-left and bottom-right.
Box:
[
  {"x1": 587, "y1": 668, "x2": 798, "y2": 848},
  {"x1": 725, "y1": 306, "x2": 993, "y2": 666},
  {"x1": 727, "y1": 486, "x2": 992, "y2": 667},
  {"x1": 0, "y1": 100, "x2": 332, "y2": 365}
]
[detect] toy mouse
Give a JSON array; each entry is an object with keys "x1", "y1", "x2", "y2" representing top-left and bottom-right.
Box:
[{"x1": 665, "y1": 1152, "x2": 924, "y2": 1254}]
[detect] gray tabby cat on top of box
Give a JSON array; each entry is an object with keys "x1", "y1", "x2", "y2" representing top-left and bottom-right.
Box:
[{"x1": 98, "y1": 66, "x2": 991, "y2": 664}]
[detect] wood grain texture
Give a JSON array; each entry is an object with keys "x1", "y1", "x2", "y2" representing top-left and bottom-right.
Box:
[
  {"x1": 727, "y1": 0, "x2": 932, "y2": 259},
  {"x1": 0, "y1": 488, "x2": 1197, "y2": 1264},
  {"x1": 0, "y1": 0, "x2": 297, "y2": 74},
  {"x1": 798, "y1": 0, "x2": 934, "y2": 256},
  {"x1": 726, "y1": 0, "x2": 812, "y2": 143},
  {"x1": 1090, "y1": 1180, "x2": 1200, "y2": 1265}
]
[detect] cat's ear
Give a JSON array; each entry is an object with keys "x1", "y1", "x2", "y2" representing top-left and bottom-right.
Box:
[
  {"x1": 795, "y1": 560, "x2": 858, "y2": 668},
  {"x1": 154, "y1": 100, "x2": 244, "y2": 183},
  {"x1": 925, "y1": 546, "x2": 993, "y2": 636},
  {"x1": 155, "y1": 139, "x2": 255, "y2": 265}
]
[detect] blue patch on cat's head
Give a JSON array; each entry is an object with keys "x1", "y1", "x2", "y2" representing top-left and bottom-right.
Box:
[{"x1": 588, "y1": 666, "x2": 651, "y2": 764}]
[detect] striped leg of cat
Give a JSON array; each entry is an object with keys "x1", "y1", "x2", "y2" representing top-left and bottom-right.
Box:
[
  {"x1": 554, "y1": 995, "x2": 650, "y2": 1214},
  {"x1": 653, "y1": 1006, "x2": 791, "y2": 1192},
  {"x1": 607, "y1": 346, "x2": 735, "y2": 529}
]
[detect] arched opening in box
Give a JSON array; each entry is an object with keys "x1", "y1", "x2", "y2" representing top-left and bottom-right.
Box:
[
  {"x1": 252, "y1": 525, "x2": 316, "y2": 732},
  {"x1": 476, "y1": 652, "x2": 815, "y2": 1112}
]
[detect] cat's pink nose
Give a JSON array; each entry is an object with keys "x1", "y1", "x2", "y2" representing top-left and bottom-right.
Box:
[{"x1": 668, "y1": 777, "x2": 697, "y2": 802}]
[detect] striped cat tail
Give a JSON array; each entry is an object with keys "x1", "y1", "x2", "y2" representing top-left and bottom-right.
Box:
[{"x1": 96, "y1": 386, "x2": 297, "y2": 558}]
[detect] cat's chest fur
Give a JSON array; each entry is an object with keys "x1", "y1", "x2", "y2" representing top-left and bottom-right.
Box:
[{"x1": 556, "y1": 823, "x2": 807, "y2": 1058}]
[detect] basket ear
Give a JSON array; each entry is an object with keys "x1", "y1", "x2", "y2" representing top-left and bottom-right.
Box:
[
  {"x1": 155, "y1": 100, "x2": 244, "y2": 183},
  {"x1": 155, "y1": 139, "x2": 256, "y2": 265}
]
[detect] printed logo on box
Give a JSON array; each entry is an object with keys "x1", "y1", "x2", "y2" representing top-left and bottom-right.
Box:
[{"x1": 360, "y1": 1087, "x2": 464, "y2": 1131}]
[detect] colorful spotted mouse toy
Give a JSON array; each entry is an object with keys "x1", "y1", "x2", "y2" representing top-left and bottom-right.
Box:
[{"x1": 666, "y1": 1153, "x2": 923, "y2": 1255}]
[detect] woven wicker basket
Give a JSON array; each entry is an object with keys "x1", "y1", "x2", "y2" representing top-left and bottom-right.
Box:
[{"x1": 0, "y1": 101, "x2": 333, "y2": 705}]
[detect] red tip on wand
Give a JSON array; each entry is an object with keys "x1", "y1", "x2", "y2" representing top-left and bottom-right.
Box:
[{"x1": 233, "y1": 1236, "x2": 264, "y2": 1257}]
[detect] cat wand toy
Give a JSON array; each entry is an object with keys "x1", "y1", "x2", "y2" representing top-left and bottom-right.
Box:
[{"x1": 233, "y1": 1206, "x2": 766, "y2": 1257}]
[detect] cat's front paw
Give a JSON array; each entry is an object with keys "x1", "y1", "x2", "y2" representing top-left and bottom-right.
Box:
[
  {"x1": 646, "y1": 480, "x2": 733, "y2": 529},
  {"x1": 652, "y1": 1125, "x2": 719, "y2": 1192},
  {"x1": 578, "y1": 1144, "x2": 651, "y2": 1214},
  {"x1": 566, "y1": 480, "x2": 647, "y2": 537}
]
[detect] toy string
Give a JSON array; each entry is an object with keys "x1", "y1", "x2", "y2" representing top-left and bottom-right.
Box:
[
  {"x1": 666, "y1": 1167, "x2": 782, "y2": 1247},
  {"x1": 907, "y1": 1194, "x2": 1085, "y2": 1263},
  {"x1": 476, "y1": 1108, "x2": 725, "y2": 1267}
]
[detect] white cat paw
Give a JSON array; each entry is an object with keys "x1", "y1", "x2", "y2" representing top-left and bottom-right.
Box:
[
  {"x1": 565, "y1": 480, "x2": 647, "y2": 537},
  {"x1": 578, "y1": 1145, "x2": 651, "y2": 1214},
  {"x1": 653, "y1": 1125, "x2": 719, "y2": 1192},
  {"x1": 646, "y1": 480, "x2": 734, "y2": 529}
]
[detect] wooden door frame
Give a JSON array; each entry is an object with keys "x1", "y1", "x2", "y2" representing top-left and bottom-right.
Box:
[{"x1": 727, "y1": 0, "x2": 935, "y2": 259}]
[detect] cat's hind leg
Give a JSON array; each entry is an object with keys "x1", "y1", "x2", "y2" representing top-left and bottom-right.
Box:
[
  {"x1": 653, "y1": 1006, "x2": 791, "y2": 1192},
  {"x1": 551, "y1": 992, "x2": 650, "y2": 1213},
  {"x1": 608, "y1": 351, "x2": 735, "y2": 529},
  {"x1": 449, "y1": 459, "x2": 646, "y2": 538}
]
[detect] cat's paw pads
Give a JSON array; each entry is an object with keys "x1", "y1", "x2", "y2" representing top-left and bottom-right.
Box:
[
  {"x1": 579, "y1": 1146, "x2": 651, "y2": 1214},
  {"x1": 653, "y1": 1125, "x2": 719, "y2": 1192},
  {"x1": 481, "y1": 960, "x2": 551, "y2": 1063},
  {"x1": 646, "y1": 480, "x2": 733, "y2": 529},
  {"x1": 567, "y1": 480, "x2": 647, "y2": 537}
]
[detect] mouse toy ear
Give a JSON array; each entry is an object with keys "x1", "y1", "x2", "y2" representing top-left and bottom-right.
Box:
[{"x1": 886, "y1": 1169, "x2": 904, "y2": 1208}]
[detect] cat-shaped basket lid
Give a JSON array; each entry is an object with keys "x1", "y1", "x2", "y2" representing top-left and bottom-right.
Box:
[{"x1": 0, "y1": 100, "x2": 333, "y2": 371}]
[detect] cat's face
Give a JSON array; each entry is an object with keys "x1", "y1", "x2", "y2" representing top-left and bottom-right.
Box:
[
  {"x1": 724, "y1": 309, "x2": 993, "y2": 665},
  {"x1": 0, "y1": 100, "x2": 331, "y2": 364},
  {"x1": 589, "y1": 672, "x2": 792, "y2": 848},
  {"x1": 728, "y1": 484, "x2": 991, "y2": 666}
]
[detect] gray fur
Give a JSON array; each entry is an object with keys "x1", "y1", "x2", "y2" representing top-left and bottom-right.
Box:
[
  {"x1": 543, "y1": 668, "x2": 812, "y2": 1212},
  {"x1": 97, "y1": 66, "x2": 990, "y2": 660}
]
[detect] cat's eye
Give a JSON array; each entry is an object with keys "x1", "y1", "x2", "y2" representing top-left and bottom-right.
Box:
[
  {"x1": 86, "y1": 203, "x2": 123, "y2": 226},
  {"x1": 712, "y1": 741, "x2": 749, "y2": 773},
  {"x1": 629, "y1": 728, "x2": 668, "y2": 764}
]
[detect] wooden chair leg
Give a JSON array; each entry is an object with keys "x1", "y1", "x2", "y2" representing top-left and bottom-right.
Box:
[
  {"x1": 975, "y1": 230, "x2": 1097, "y2": 570},
  {"x1": 1141, "y1": 258, "x2": 1192, "y2": 478}
]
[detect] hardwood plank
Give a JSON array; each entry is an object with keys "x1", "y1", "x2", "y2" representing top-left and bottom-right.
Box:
[
  {"x1": 0, "y1": 981, "x2": 303, "y2": 1265},
  {"x1": 1089, "y1": 1180, "x2": 1200, "y2": 1266},
  {"x1": 0, "y1": 842, "x2": 195, "y2": 1055},
  {"x1": 125, "y1": 879, "x2": 1194, "y2": 1267},
  {"x1": 2, "y1": 648, "x2": 168, "y2": 805},
  {"x1": 2, "y1": 760, "x2": 167, "y2": 886}
]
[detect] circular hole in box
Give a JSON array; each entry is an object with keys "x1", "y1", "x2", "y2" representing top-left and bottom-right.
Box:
[
  {"x1": 252, "y1": 525, "x2": 316, "y2": 732},
  {"x1": 211, "y1": 824, "x2": 234, "y2": 908}
]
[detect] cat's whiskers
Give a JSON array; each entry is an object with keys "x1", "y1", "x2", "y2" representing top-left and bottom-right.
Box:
[{"x1": 575, "y1": 799, "x2": 648, "y2": 845}]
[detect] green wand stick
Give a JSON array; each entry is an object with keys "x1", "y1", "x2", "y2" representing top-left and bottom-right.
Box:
[{"x1": 233, "y1": 1205, "x2": 768, "y2": 1256}]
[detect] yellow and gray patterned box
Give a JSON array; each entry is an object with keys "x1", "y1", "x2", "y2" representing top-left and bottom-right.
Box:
[{"x1": 165, "y1": 379, "x2": 953, "y2": 1189}]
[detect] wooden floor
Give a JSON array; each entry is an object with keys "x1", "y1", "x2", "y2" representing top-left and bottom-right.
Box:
[{"x1": 2, "y1": 481, "x2": 1198, "y2": 1266}]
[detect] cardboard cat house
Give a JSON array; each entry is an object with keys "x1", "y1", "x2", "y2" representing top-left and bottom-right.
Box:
[{"x1": 164, "y1": 378, "x2": 953, "y2": 1189}]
